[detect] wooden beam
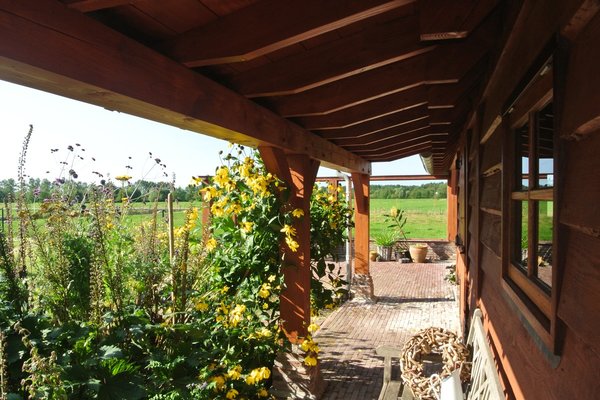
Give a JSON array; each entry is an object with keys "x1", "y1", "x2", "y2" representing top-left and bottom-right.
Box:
[
  {"x1": 65, "y1": 0, "x2": 134, "y2": 12},
  {"x1": 159, "y1": 0, "x2": 416, "y2": 67},
  {"x1": 267, "y1": 52, "x2": 430, "y2": 117},
  {"x1": 295, "y1": 86, "x2": 427, "y2": 130},
  {"x1": 478, "y1": 0, "x2": 587, "y2": 138},
  {"x1": 354, "y1": 137, "x2": 438, "y2": 156},
  {"x1": 317, "y1": 105, "x2": 429, "y2": 139},
  {"x1": 351, "y1": 173, "x2": 370, "y2": 277},
  {"x1": 0, "y1": 0, "x2": 370, "y2": 175},
  {"x1": 366, "y1": 143, "x2": 431, "y2": 161},
  {"x1": 419, "y1": 0, "x2": 499, "y2": 41},
  {"x1": 343, "y1": 132, "x2": 447, "y2": 154},
  {"x1": 316, "y1": 174, "x2": 447, "y2": 181},
  {"x1": 561, "y1": 0, "x2": 600, "y2": 40},
  {"x1": 427, "y1": 63, "x2": 486, "y2": 108},
  {"x1": 259, "y1": 147, "x2": 319, "y2": 342},
  {"x1": 229, "y1": 15, "x2": 432, "y2": 97},
  {"x1": 333, "y1": 121, "x2": 430, "y2": 146}
]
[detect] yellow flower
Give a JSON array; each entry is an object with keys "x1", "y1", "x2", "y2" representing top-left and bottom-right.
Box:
[
  {"x1": 258, "y1": 283, "x2": 271, "y2": 299},
  {"x1": 258, "y1": 327, "x2": 272, "y2": 338},
  {"x1": 195, "y1": 302, "x2": 209, "y2": 312},
  {"x1": 214, "y1": 166, "x2": 230, "y2": 188},
  {"x1": 226, "y1": 388, "x2": 239, "y2": 399},
  {"x1": 227, "y1": 365, "x2": 242, "y2": 380},
  {"x1": 262, "y1": 303, "x2": 269, "y2": 310},
  {"x1": 268, "y1": 275, "x2": 276, "y2": 282},
  {"x1": 229, "y1": 304, "x2": 246, "y2": 327},
  {"x1": 304, "y1": 356, "x2": 318, "y2": 367},
  {"x1": 115, "y1": 175, "x2": 132, "y2": 182},
  {"x1": 210, "y1": 375, "x2": 226, "y2": 391},
  {"x1": 201, "y1": 186, "x2": 218, "y2": 201},
  {"x1": 228, "y1": 202, "x2": 242, "y2": 215},
  {"x1": 307, "y1": 323, "x2": 320, "y2": 334},
  {"x1": 292, "y1": 208, "x2": 304, "y2": 218},
  {"x1": 121, "y1": 197, "x2": 129, "y2": 203},
  {"x1": 285, "y1": 236, "x2": 299, "y2": 252},
  {"x1": 257, "y1": 388, "x2": 269, "y2": 397},
  {"x1": 245, "y1": 367, "x2": 270, "y2": 385},
  {"x1": 280, "y1": 224, "x2": 296, "y2": 237},
  {"x1": 390, "y1": 207, "x2": 399, "y2": 218},
  {"x1": 221, "y1": 286, "x2": 230, "y2": 295},
  {"x1": 206, "y1": 238, "x2": 217, "y2": 252},
  {"x1": 241, "y1": 221, "x2": 254, "y2": 233}
]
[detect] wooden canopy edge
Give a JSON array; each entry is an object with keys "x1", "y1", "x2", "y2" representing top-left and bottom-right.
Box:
[{"x1": 0, "y1": 0, "x2": 371, "y2": 175}]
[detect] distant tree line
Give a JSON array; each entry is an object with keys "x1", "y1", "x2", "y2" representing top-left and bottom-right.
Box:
[
  {"x1": 370, "y1": 182, "x2": 447, "y2": 199},
  {"x1": 0, "y1": 178, "x2": 199, "y2": 203}
]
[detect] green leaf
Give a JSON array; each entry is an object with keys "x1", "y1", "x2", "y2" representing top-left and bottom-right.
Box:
[{"x1": 99, "y1": 345, "x2": 123, "y2": 360}]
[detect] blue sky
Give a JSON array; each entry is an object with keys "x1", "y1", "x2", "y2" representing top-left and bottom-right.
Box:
[{"x1": 1, "y1": 79, "x2": 435, "y2": 187}]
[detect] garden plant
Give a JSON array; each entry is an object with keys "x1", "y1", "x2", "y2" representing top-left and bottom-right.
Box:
[{"x1": 0, "y1": 130, "x2": 351, "y2": 400}]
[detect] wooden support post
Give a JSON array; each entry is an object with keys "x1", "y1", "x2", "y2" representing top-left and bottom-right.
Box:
[
  {"x1": 351, "y1": 173, "x2": 375, "y2": 301},
  {"x1": 259, "y1": 146, "x2": 319, "y2": 342},
  {"x1": 260, "y1": 147, "x2": 326, "y2": 400},
  {"x1": 447, "y1": 165, "x2": 459, "y2": 241}
]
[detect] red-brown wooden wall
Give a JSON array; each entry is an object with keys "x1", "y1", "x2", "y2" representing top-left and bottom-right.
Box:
[{"x1": 457, "y1": 8, "x2": 600, "y2": 400}]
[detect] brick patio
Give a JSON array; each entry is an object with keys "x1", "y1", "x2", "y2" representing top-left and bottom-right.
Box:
[{"x1": 315, "y1": 261, "x2": 459, "y2": 400}]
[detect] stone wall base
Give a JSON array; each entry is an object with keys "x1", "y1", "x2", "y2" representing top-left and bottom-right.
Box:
[
  {"x1": 271, "y1": 345, "x2": 327, "y2": 399},
  {"x1": 351, "y1": 273, "x2": 376, "y2": 302}
]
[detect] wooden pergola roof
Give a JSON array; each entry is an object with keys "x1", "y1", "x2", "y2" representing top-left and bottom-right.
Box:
[{"x1": 0, "y1": 0, "x2": 503, "y2": 175}]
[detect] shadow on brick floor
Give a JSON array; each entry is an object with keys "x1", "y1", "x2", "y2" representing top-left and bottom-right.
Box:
[{"x1": 315, "y1": 261, "x2": 459, "y2": 400}]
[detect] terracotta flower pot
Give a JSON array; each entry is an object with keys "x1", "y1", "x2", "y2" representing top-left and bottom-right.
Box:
[{"x1": 409, "y1": 244, "x2": 428, "y2": 263}]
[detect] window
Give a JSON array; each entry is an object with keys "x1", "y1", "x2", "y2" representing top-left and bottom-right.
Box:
[{"x1": 504, "y1": 56, "x2": 559, "y2": 353}]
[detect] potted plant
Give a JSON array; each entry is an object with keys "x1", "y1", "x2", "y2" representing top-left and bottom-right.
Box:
[
  {"x1": 386, "y1": 207, "x2": 411, "y2": 261},
  {"x1": 409, "y1": 243, "x2": 428, "y2": 263},
  {"x1": 373, "y1": 231, "x2": 398, "y2": 261}
]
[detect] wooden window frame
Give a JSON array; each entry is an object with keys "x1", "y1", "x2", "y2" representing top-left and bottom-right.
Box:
[{"x1": 502, "y1": 53, "x2": 561, "y2": 356}]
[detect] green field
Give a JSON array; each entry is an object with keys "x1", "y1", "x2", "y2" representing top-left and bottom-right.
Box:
[
  {"x1": 3, "y1": 199, "x2": 448, "y2": 240},
  {"x1": 370, "y1": 198, "x2": 447, "y2": 240}
]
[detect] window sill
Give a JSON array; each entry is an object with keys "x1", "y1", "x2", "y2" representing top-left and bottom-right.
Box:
[{"x1": 501, "y1": 280, "x2": 560, "y2": 365}]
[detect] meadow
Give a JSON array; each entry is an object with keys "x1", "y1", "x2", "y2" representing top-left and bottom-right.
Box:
[
  {"x1": 2, "y1": 198, "x2": 448, "y2": 240},
  {"x1": 370, "y1": 198, "x2": 447, "y2": 240}
]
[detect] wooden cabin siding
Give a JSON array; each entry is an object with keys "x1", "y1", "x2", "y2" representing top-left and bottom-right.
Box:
[{"x1": 458, "y1": 8, "x2": 600, "y2": 399}]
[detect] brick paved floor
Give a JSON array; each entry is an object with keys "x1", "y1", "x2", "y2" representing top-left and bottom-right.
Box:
[{"x1": 315, "y1": 261, "x2": 459, "y2": 400}]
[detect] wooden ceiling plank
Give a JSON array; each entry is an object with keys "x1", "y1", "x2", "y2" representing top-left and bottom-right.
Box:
[
  {"x1": 159, "y1": 0, "x2": 416, "y2": 67},
  {"x1": 333, "y1": 122, "x2": 431, "y2": 147},
  {"x1": 366, "y1": 143, "x2": 431, "y2": 161},
  {"x1": 65, "y1": 0, "x2": 135, "y2": 12},
  {"x1": 478, "y1": 0, "x2": 587, "y2": 137},
  {"x1": 427, "y1": 61, "x2": 486, "y2": 108},
  {"x1": 267, "y1": 52, "x2": 429, "y2": 117},
  {"x1": 317, "y1": 105, "x2": 429, "y2": 139},
  {"x1": 295, "y1": 86, "x2": 427, "y2": 130},
  {"x1": 419, "y1": 0, "x2": 499, "y2": 41},
  {"x1": 229, "y1": 15, "x2": 432, "y2": 97},
  {"x1": 425, "y1": 10, "x2": 498, "y2": 83},
  {"x1": 0, "y1": 0, "x2": 370, "y2": 174},
  {"x1": 348, "y1": 132, "x2": 447, "y2": 154}
]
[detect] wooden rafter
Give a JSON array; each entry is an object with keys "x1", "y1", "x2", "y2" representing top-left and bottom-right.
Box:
[
  {"x1": 317, "y1": 105, "x2": 429, "y2": 139},
  {"x1": 228, "y1": 14, "x2": 431, "y2": 97},
  {"x1": 295, "y1": 86, "x2": 427, "y2": 130},
  {"x1": 159, "y1": 0, "x2": 416, "y2": 67},
  {"x1": 266, "y1": 52, "x2": 429, "y2": 117},
  {"x1": 350, "y1": 133, "x2": 447, "y2": 155},
  {"x1": 0, "y1": 0, "x2": 370, "y2": 174},
  {"x1": 333, "y1": 122, "x2": 430, "y2": 147},
  {"x1": 419, "y1": 0, "x2": 499, "y2": 41},
  {"x1": 366, "y1": 142, "x2": 432, "y2": 161},
  {"x1": 65, "y1": 0, "x2": 134, "y2": 12}
]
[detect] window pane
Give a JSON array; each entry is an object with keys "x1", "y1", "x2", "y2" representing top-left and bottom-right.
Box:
[
  {"x1": 514, "y1": 201, "x2": 528, "y2": 269},
  {"x1": 516, "y1": 123, "x2": 529, "y2": 189},
  {"x1": 537, "y1": 102, "x2": 554, "y2": 188},
  {"x1": 536, "y1": 200, "x2": 553, "y2": 289}
]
